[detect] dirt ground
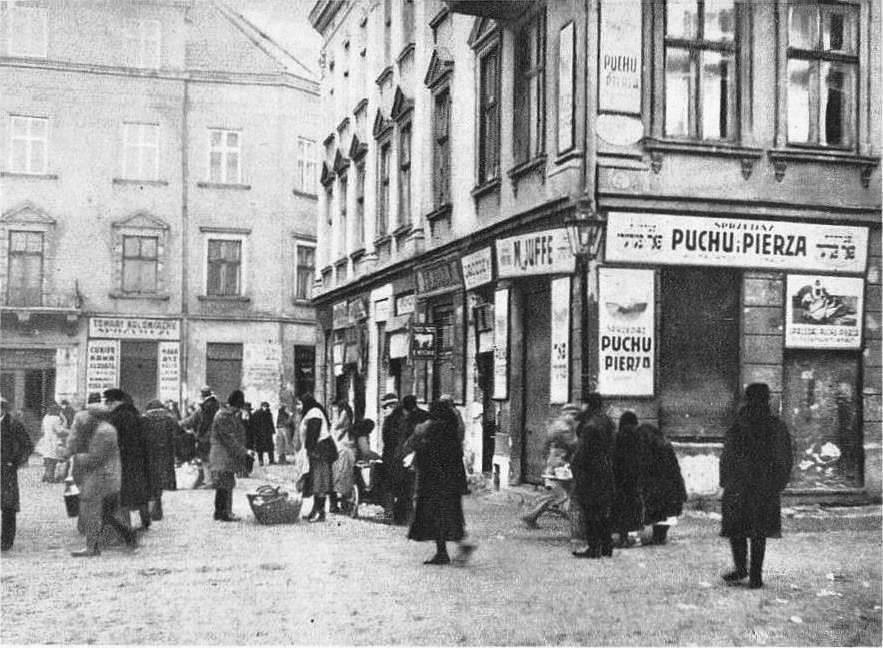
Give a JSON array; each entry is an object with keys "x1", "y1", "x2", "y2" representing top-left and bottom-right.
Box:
[{"x1": 1, "y1": 458, "x2": 881, "y2": 646}]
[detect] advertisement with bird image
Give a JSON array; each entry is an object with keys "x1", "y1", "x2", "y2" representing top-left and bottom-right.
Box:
[{"x1": 785, "y1": 275, "x2": 864, "y2": 349}]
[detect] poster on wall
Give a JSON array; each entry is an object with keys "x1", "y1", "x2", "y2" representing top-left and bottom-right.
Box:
[
  {"x1": 558, "y1": 21, "x2": 575, "y2": 153},
  {"x1": 85, "y1": 339, "x2": 119, "y2": 395},
  {"x1": 550, "y1": 277, "x2": 570, "y2": 403},
  {"x1": 492, "y1": 288, "x2": 509, "y2": 400},
  {"x1": 54, "y1": 347, "x2": 78, "y2": 403},
  {"x1": 243, "y1": 343, "x2": 282, "y2": 409},
  {"x1": 785, "y1": 275, "x2": 864, "y2": 349},
  {"x1": 597, "y1": 268, "x2": 655, "y2": 396},
  {"x1": 598, "y1": 0, "x2": 642, "y2": 114},
  {"x1": 157, "y1": 342, "x2": 180, "y2": 403}
]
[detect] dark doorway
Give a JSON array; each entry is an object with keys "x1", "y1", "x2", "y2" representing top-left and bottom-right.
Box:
[
  {"x1": 476, "y1": 351, "x2": 495, "y2": 473},
  {"x1": 521, "y1": 280, "x2": 551, "y2": 482},
  {"x1": 120, "y1": 341, "x2": 158, "y2": 411},
  {"x1": 205, "y1": 343, "x2": 243, "y2": 406},
  {"x1": 659, "y1": 267, "x2": 740, "y2": 438}
]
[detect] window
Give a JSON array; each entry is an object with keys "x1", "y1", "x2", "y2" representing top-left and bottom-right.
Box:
[
  {"x1": 787, "y1": 2, "x2": 858, "y2": 148},
  {"x1": 208, "y1": 129, "x2": 241, "y2": 184},
  {"x1": 355, "y1": 162, "x2": 365, "y2": 246},
  {"x1": 478, "y1": 44, "x2": 501, "y2": 182},
  {"x1": 9, "y1": 115, "x2": 47, "y2": 174},
  {"x1": 433, "y1": 89, "x2": 451, "y2": 206},
  {"x1": 295, "y1": 243, "x2": 316, "y2": 300},
  {"x1": 206, "y1": 239, "x2": 242, "y2": 296},
  {"x1": 398, "y1": 123, "x2": 411, "y2": 228},
  {"x1": 6, "y1": 231, "x2": 43, "y2": 307},
  {"x1": 296, "y1": 137, "x2": 318, "y2": 193},
  {"x1": 8, "y1": 3, "x2": 47, "y2": 58},
  {"x1": 206, "y1": 343, "x2": 243, "y2": 406},
  {"x1": 514, "y1": 12, "x2": 546, "y2": 163},
  {"x1": 122, "y1": 123, "x2": 159, "y2": 180},
  {"x1": 124, "y1": 19, "x2": 161, "y2": 69},
  {"x1": 122, "y1": 235, "x2": 158, "y2": 293},
  {"x1": 402, "y1": 0, "x2": 415, "y2": 45},
  {"x1": 338, "y1": 173, "x2": 348, "y2": 254},
  {"x1": 378, "y1": 142, "x2": 391, "y2": 236},
  {"x1": 664, "y1": 0, "x2": 737, "y2": 140}
]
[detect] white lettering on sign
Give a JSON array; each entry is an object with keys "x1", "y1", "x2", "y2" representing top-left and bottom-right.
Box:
[
  {"x1": 496, "y1": 229, "x2": 575, "y2": 278},
  {"x1": 395, "y1": 293, "x2": 415, "y2": 316},
  {"x1": 158, "y1": 342, "x2": 180, "y2": 404},
  {"x1": 89, "y1": 317, "x2": 179, "y2": 340},
  {"x1": 492, "y1": 288, "x2": 509, "y2": 400},
  {"x1": 598, "y1": 268, "x2": 654, "y2": 396},
  {"x1": 550, "y1": 278, "x2": 570, "y2": 404},
  {"x1": 86, "y1": 339, "x2": 119, "y2": 394},
  {"x1": 606, "y1": 212, "x2": 868, "y2": 274},
  {"x1": 461, "y1": 247, "x2": 493, "y2": 291},
  {"x1": 785, "y1": 275, "x2": 864, "y2": 350}
]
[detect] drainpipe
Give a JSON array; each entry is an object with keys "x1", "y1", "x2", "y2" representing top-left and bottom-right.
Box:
[{"x1": 180, "y1": 76, "x2": 190, "y2": 408}]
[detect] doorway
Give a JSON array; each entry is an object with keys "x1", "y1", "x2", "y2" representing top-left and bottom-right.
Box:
[
  {"x1": 119, "y1": 341, "x2": 158, "y2": 411},
  {"x1": 521, "y1": 280, "x2": 551, "y2": 483},
  {"x1": 476, "y1": 352, "x2": 495, "y2": 473}
]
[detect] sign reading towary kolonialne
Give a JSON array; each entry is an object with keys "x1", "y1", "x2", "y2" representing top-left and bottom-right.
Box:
[
  {"x1": 496, "y1": 228, "x2": 575, "y2": 278},
  {"x1": 605, "y1": 213, "x2": 868, "y2": 274},
  {"x1": 89, "y1": 317, "x2": 180, "y2": 340}
]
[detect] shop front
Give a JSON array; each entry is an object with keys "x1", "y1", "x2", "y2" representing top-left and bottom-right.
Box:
[{"x1": 602, "y1": 212, "x2": 871, "y2": 494}]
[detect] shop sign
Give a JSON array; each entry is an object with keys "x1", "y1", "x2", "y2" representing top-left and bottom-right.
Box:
[
  {"x1": 243, "y1": 343, "x2": 282, "y2": 409},
  {"x1": 158, "y1": 342, "x2": 180, "y2": 403},
  {"x1": 348, "y1": 296, "x2": 369, "y2": 322},
  {"x1": 496, "y1": 229, "x2": 575, "y2": 278},
  {"x1": 550, "y1": 277, "x2": 570, "y2": 404},
  {"x1": 389, "y1": 330, "x2": 410, "y2": 359},
  {"x1": 606, "y1": 213, "x2": 868, "y2": 274},
  {"x1": 54, "y1": 347, "x2": 78, "y2": 403},
  {"x1": 374, "y1": 297, "x2": 390, "y2": 323},
  {"x1": 785, "y1": 275, "x2": 864, "y2": 349},
  {"x1": 412, "y1": 326, "x2": 437, "y2": 358},
  {"x1": 416, "y1": 258, "x2": 462, "y2": 295},
  {"x1": 461, "y1": 247, "x2": 493, "y2": 291},
  {"x1": 395, "y1": 293, "x2": 415, "y2": 315},
  {"x1": 598, "y1": 0, "x2": 642, "y2": 115},
  {"x1": 558, "y1": 21, "x2": 575, "y2": 153},
  {"x1": 598, "y1": 268, "x2": 654, "y2": 396},
  {"x1": 493, "y1": 288, "x2": 509, "y2": 400},
  {"x1": 86, "y1": 339, "x2": 119, "y2": 394},
  {"x1": 89, "y1": 317, "x2": 179, "y2": 340},
  {"x1": 332, "y1": 301, "x2": 348, "y2": 329}
]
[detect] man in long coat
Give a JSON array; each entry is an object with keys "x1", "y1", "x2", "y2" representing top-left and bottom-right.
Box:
[
  {"x1": 209, "y1": 390, "x2": 252, "y2": 521},
  {"x1": 104, "y1": 389, "x2": 151, "y2": 530},
  {"x1": 141, "y1": 400, "x2": 179, "y2": 521},
  {"x1": 1, "y1": 397, "x2": 33, "y2": 552},
  {"x1": 251, "y1": 402, "x2": 276, "y2": 466},
  {"x1": 182, "y1": 386, "x2": 220, "y2": 486}
]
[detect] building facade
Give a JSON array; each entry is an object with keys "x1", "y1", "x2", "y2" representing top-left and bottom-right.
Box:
[
  {"x1": 311, "y1": 0, "x2": 881, "y2": 501},
  {"x1": 0, "y1": 0, "x2": 321, "y2": 438}
]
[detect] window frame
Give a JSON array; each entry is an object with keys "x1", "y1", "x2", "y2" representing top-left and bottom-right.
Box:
[
  {"x1": 122, "y1": 122, "x2": 160, "y2": 181},
  {"x1": 9, "y1": 115, "x2": 48, "y2": 175},
  {"x1": 6, "y1": 229, "x2": 44, "y2": 307},
  {"x1": 204, "y1": 234, "x2": 246, "y2": 297},
  {"x1": 355, "y1": 160, "x2": 366, "y2": 247},
  {"x1": 377, "y1": 139, "x2": 392, "y2": 237},
  {"x1": 397, "y1": 121, "x2": 412, "y2": 229},
  {"x1": 8, "y1": 3, "x2": 47, "y2": 58},
  {"x1": 338, "y1": 171, "x2": 349, "y2": 256},
  {"x1": 121, "y1": 234, "x2": 159, "y2": 295},
  {"x1": 513, "y1": 10, "x2": 546, "y2": 164},
  {"x1": 294, "y1": 240, "x2": 317, "y2": 301},
  {"x1": 207, "y1": 128, "x2": 242, "y2": 185},
  {"x1": 432, "y1": 86, "x2": 452, "y2": 208},
  {"x1": 476, "y1": 38, "x2": 502, "y2": 184},
  {"x1": 296, "y1": 137, "x2": 318, "y2": 194}
]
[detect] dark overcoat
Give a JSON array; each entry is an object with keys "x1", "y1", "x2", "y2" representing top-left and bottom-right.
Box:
[
  {"x1": 612, "y1": 422, "x2": 645, "y2": 532},
  {"x1": 571, "y1": 412, "x2": 616, "y2": 520},
  {"x1": 107, "y1": 402, "x2": 151, "y2": 508},
  {"x1": 720, "y1": 410, "x2": 793, "y2": 539},
  {"x1": 250, "y1": 408, "x2": 276, "y2": 453},
  {"x1": 141, "y1": 407, "x2": 178, "y2": 494},
  {"x1": 640, "y1": 424, "x2": 687, "y2": 525},
  {"x1": 209, "y1": 406, "x2": 250, "y2": 488},
  {"x1": 1, "y1": 414, "x2": 33, "y2": 512},
  {"x1": 406, "y1": 413, "x2": 467, "y2": 542}
]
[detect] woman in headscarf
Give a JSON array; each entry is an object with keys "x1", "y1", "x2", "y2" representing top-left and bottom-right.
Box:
[
  {"x1": 611, "y1": 411, "x2": 645, "y2": 548},
  {"x1": 299, "y1": 394, "x2": 335, "y2": 522},
  {"x1": 37, "y1": 402, "x2": 68, "y2": 482},
  {"x1": 640, "y1": 422, "x2": 687, "y2": 545},
  {"x1": 404, "y1": 400, "x2": 476, "y2": 566},
  {"x1": 330, "y1": 400, "x2": 355, "y2": 514},
  {"x1": 720, "y1": 383, "x2": 793, "y2": 589}
]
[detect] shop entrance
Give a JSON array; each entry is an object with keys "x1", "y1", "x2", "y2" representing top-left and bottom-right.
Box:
[
  {"x1": 206, "y1": 343, "x2": 243, "y2": 406},
  {"x1": 476, "y1": 352, "x2": 495, "y2": 473},
  {"x1": 659, "y1": 267, "x2": 740, "y2": 437},
  {"x1": 783, "y1": 351, "x2": 861, "y2": 488},
  {"x1": 119, "y1": 341, "x2": 157, "y2": 410},
  {"x1": 1, "y1": 348, "x2": 56, "y2": 442},
  {"x1": 521, "y1": 280, "x2": 551, "y2": 483}
]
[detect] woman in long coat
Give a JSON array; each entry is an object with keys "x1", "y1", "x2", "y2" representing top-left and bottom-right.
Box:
[
  {"x1": 611, "y1": 411, "x2": 645, "y2": 547},
  {"x1": 330, "y1": 400, "x2": 355, "y2": 513},
  {"x1": 300, "y1": 394, "x2": 334, "y2": 522},
  {"x1": 37, "y1": 403, "x2": 68, "y2": 482},
  {"x1": 640, "y1": 422, "x2": 687, "y2": 545},
  {"x1": 405, "y1": 401, "x2": 475, "y2": 566},
  {"x1": 141, "y1": 400, "x2": 178, "y2": 521},
  {"x1": 720, "y1": 383, "x2": 793, "y2": 589}
]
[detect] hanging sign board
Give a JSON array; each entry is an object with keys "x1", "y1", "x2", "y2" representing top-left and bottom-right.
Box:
[
  {"x1": 332, "y1": 301, "x2": 349, "y2": 329},
  {"x1": 416, "y1": 258, "x2": 462, "y2": 296},
  {"x1": 460, "y1": 247, "x2": 493, "y2": 291},
  {"x1": 158, "y1": 342, "x2": 181, "y2": 403},
  {"x1": 492, "y1": 288, "x2": 509, "y2": 400},
  {"x1": 785, "y1": 275, "x2": 864, "y2": 349},
  {"x1": 496, "y1": 228, "x2": 575, "y2": 278},
  {"x1": 550, "y1": 277, "x2": 571, "y2": 404},
  {"x1": 598, "y1": 0, "x2": 642, "y2": 115},
  {"x1": 411, "y1": 326, "x2": 437, "y2": 358},
  {"x1": 89, "y1": 317, "x2": 179, "y2": 340},
  {"x1": 606, "y1": 212, "x2": 869, "y2": 274},
  {"x1": 598, "y1": 267, "x2": 655, "y2": 396},
  {"x1": 86, "y1": 339, "x2": 119, "y2": 394}
]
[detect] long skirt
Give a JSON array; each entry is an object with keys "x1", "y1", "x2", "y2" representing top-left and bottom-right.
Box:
[
  {"x1": 308, "y1": 456, "x2": 332, "y2": 497},
  {"x1": 332, "y1": 443, "x2": 356, "y2": 496},
  {"x1": 407, "y1": 494, "x2": 465, "y2": 542}
]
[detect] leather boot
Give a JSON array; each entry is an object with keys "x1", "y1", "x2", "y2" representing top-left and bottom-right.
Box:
[
  {"x1": 723, "y1": 537, "x2": 749, "y2": 582},
  {"x1": 749, "y1": 537, "x2": 766, "y2": 588}
]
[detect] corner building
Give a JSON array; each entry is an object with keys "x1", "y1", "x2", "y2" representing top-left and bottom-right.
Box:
[
  {"x1": 311, "y1": 0, "x2": 881, "y2": 502},
  {"x1": 1, "y1": 1, "x2": 320, "y2": 438}
]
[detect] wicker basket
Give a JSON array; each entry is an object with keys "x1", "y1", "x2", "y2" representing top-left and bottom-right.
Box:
[{"x1": 247, "y1": 485, "x2": 302, "y2": 525}]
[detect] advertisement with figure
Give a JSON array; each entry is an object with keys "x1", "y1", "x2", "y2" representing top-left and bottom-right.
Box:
[{"x1": 785, "y1": 275, "x2": 864, "y2": 349}]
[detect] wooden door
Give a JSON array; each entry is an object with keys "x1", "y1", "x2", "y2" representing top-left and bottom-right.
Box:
[{"x1": 521, "y1": 281, "x2": 551, "y2": 482}]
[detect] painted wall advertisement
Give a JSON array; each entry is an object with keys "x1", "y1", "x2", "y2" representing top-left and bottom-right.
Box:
[
  {"x1": 598, "y1": 268, "x2": 655, "y2": 396},
  {"x1": 496, "y1": 228, "x2": 575, "y2": 278},
  {"x1": 461, "y1": 247, "x2": 493, "y2": 291},
  {"x1": 598, "y1": 0, "x2": 642, "y2": 114},
  {"x1": 158, "y1": 342, "x2": 180, "y2": 403},
  {"x1": 558, "y1": 21, "x2": 575, "y2": 153},
  {"x1": 606, "y1": 212, "x2": 868, "y2": 274},
  {"x1": 242, "y1": 343, "x2": 282, "y2": 409},
  {"x1": 86, "y1": 339, "x2": 119, "y2": 394},
  {"x1": 89, "y1": 317, "x2": 179, "y2": 340},
  {"x1": 493, "y1": 288, "x2": 509, "y2": 400},
  {"x1": 54, "y1": 347, "x2": 78, "y2": 403},
  {"x1": 785, "y1": 275, "x2": 864, "y2": 349},
  {"x1": 550, "y1": 277, "x2": 571, "y2": 403}
]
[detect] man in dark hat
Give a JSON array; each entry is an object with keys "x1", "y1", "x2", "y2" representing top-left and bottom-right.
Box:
[
  {"x1": 209, "y1": 390, "x2": 252, "y2": 521},
  {"x1": 1, "y1": 397, "x2": 33, "y2": 551},
  {"x1": 103, "y1": 388, "x2": 151, "y2": 530},
  {"x1": 181, "y1": 385, "x2": 220, "y2": 487}
]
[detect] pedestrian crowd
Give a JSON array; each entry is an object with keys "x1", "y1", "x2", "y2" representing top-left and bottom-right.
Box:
[{"x1": 1, "y1": 382, "x2": 791, "y2": 586}]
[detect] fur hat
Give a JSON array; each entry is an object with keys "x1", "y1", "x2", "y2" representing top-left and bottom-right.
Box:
[
  {"x1": 745, "y1": 383, "x2": 770, "y2": 404},
  {"x1": 102, "y1": 388, "x2": 127, "y2": 403},
  {"x1": 227, "y1": 390, "x2": 246, "y2": 408},
  {"x1": 200, "y1": 386, "x2": 213, "y2": 399}
]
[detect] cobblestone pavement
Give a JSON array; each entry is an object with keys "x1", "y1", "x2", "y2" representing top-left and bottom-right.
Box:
[{"x1": 1, "y1": 459, "x2": 881, "y2": 646}]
